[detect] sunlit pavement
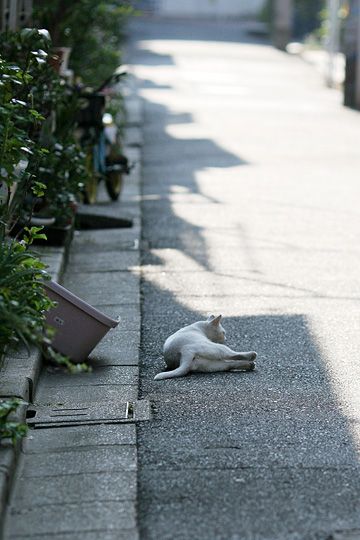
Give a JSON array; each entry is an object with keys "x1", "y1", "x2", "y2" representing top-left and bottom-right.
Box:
[{"x1": 129, "y1": 16, "x2": 360, "y2": 540}]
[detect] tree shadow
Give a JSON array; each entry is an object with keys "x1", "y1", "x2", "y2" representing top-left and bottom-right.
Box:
[
  {"x1": 129, "y1": 16, "x2": 270, "y2": 47},
  {"x1": 132, "y1": 16, "x2": 360, "y2": 539},
  {"x1": 130, "y1": 19, "x2": 259, "y2": 273},
  {"x1": 140, "y1": 99, "x2": 248, "y2": 271},
  {"x1": 138, "y1": 280, "x2": 360, "y2": 539},
  {"x1": 133, "y1": 48, "x2": 175, "y2": 66}
]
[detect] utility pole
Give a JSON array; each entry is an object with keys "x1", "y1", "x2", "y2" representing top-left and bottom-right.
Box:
[
  {"x1": 326, "y1": 0, "x2": 341, "y2": 87},
  {"x1": 344, "y1": 0, "x2": 360, "y2": 108},
  {"x1": 273, "y1": 0, "x2": 294, "y2": 50}
]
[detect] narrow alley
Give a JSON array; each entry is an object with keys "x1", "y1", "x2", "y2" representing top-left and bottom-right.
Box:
[{"x1": 131, "y1": 17, "x2": 360, "y2": 540}]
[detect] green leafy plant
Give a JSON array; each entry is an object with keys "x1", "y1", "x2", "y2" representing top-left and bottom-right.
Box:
[
  {"x1": 46, "y1": 346, "x2": 91, "y2": 374},
  {"x1": 0, "y1": 234, "x2": 53, "y2": 357},
  {"x1": 33, "y1": 1, "x2": 135, "y2": 87},
  {"x1": 1, "y1": 29, "x2": 88, "y2": 230},
  {"x1": 0, "y1": 232, "x2": 91, "y2": 373},
  {"x1": 0, "y1": 398, "x2": 27, "y2": 445},
  {"x1": 0, "y1": 53, "x2": 48, "y2": 235}
]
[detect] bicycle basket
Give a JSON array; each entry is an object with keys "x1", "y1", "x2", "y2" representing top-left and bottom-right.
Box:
[{"x1": 77, "y1": 94, "x2": 106, "y2": 128}]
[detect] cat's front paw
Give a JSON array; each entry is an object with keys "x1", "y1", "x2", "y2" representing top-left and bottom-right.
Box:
[{"x1": 248, "y1": 361, "x2": 256, "y2": 371}]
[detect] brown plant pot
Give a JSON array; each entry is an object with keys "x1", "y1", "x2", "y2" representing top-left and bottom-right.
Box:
[
  {"x1": 48, "y1": 47, "x2": 72, "y2": 75},
  {"x1": 44, "y1": 281, "x2": 119, "y2": 363}
]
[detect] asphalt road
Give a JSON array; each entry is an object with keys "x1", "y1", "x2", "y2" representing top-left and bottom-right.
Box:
[{"x1": 129, "y1": 17, "x2": 360, "y2": 540}]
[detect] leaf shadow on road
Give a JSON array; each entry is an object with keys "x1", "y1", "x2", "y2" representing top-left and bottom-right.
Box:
[
  {"x1": 138, "y1": 279, "x2": 360, "y2": 539},
  {"x1": 139, "y1": 97, "x2": 249, "y2": 272},
  {"x1": 133, "y1": 17, "x2": 360, "y2": 539}
]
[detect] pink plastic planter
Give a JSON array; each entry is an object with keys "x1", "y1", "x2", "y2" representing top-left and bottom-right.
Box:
[{"x1": 44, "y1": 280, "x2": 119, "y2": 362}]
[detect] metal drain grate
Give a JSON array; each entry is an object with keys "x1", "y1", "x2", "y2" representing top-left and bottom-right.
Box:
[{"x1": 26, "y1": 400, "x2": 151, "y2": 428}]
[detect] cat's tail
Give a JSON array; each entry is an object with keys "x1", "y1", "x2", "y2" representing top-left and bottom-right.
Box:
[
  {"x1": 154, "y1": 352, "x2": 193, "y2": 380},
  {"x1": 154, "y1": 362, "x2": 194, "y2": 381},
  {"x1": 154, "y1": 365, "x2": 190, "y2": 380}
]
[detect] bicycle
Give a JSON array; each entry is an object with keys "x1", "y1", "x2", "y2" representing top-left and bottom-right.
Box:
[{"x1": 76, "y1": 67, "x2": 131, "y2": 204}]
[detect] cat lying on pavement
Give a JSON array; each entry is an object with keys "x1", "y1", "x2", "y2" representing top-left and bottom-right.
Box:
[{"x1": 154, "y1": 314, "x2": 257, "y2": 381}]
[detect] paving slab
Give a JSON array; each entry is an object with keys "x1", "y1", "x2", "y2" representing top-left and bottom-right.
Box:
[
  {"x1": 8, "y1": 500, "x2": 136, "y2": 537},
  {"x1": 12, "y1": 470, "x2": 136, "y2": 507},
  {"x1": 63, "y1": 271, "x2": 139, "y2": 306},
  {"x1": 71, "y1": 228, "x2": 140, "y2": 253},
  {"x1": 68, "y1": 250, "x2": 139, "y2": 273},
  {"x1": 124, "y1": 126, "x2": 143, "y2": 147},
  {"x1": 23, "y1": 423, "x2": 136, "y2": 453},
  {"x1": 19, "y1": 445, "x2": 136, "y2": 478},
  {"x1": 125, "y1": 96, "x2": 143, "y2": 126},
  {"x1": 77, "y1": 201, "x2": 140, "y2": 222},
  {"x1": 89, "y1": 330, "x2": 140, "y2": 366},
  {"x1": 41, "y1": 365, "x2": 139, "y2": 387},
  {"x1": 35, "y1": 383, "x2": 138, "y2": 405},
  {"x1": 93, "y1": 304, "x2": 140, "y2": 332},
  {"x1": 9, "y1": 530, "x2": 139, "y2": 540}
]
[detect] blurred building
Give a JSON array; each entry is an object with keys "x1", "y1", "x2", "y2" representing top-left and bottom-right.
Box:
[
  {"x1": 138, "y1": 0, "x2": 266, "y2": 18},
  {"x1": 0, "y1": 0, "x2": 32, "y2": 31},
  {"x1": 343, "y1": 0, "x2": 360, "y2": 108}
]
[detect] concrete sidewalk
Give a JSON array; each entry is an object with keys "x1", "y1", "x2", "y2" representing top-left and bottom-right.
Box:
[
  {"x1": 130, "y1": 17, "x2": 360, "y2": 540},
  {"x1": 3, "y1": 78, "x2": 145, "y2": 539}
]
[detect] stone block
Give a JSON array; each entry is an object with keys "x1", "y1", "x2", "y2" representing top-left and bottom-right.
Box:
[
  {"x1": 125, "y1": 97, "x2": 143, "y2": 126},
  {"x1": 68, "y1": 251, "x2": 139, "y2": 273},
  {"x1": 20, "y1": 445, "x2": 136, "y2": 478},
  {"x1": 63, "y1": 271, "x2": 139, "y2": 306},
  {"x1": 35, "y1": 383, "x2": 138, "y2": 405},
  {"x1": 89, "y1": 330, "x2": 140, "y2": 366},
  {"x1": 9, "y1": 530, "x2": 139, "y2": 540},
  {"x1": 0, "y1": 351, "x2": 41, "y2": 401},
  {"x1": 124, "y1": 126, "x2": 143, "y2": 147},
  {"x1": 0, "y1": 377, "x2": 30, "y2": 401},
  {"x1": 93, "y1": 304, "x2": 140, "y2": 332},
  {"x1": 41, "y1": 365, "x2": 139, "y2": 387},
  {"x1": 23, "y1": 424, "x2": 136, "y2": 453},
  {"x1": 12, "y1": 470, "x2": 136, "y2": 507},
  {"x1": 71, "y1": 228, "x2": 140, "y2": 254},
  {"x1": 8, "y1": 500, "x2": 136, "y2": 536}
]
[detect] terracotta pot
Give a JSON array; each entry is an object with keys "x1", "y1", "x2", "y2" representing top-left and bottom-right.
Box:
[
  {"x1": 44, "y1": 281, "x2": 119, "y2": 362},
  {"x1": 49, "y1": 47, "x2": 72, "y2": 75}
]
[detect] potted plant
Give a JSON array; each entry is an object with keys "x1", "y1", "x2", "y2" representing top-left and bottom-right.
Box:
[{"x1": 0, "y1": 29, "x2": 88, "y2": 245}]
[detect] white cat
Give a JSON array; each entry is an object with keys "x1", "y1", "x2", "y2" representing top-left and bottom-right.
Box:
[{"x1": 154, "y1": 315, "x2": 257, "y2": 381}]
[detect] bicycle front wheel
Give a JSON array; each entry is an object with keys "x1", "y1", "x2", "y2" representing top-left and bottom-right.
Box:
[
  {"x1": 83, "y1": 149, "x2": 99, "y2": 205},
  {"x1": 105, "y1": 170, "x2": 123, "y2": 201}
]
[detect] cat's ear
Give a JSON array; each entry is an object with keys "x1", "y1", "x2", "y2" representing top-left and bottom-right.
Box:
[
  {"x1": 210, "y1": 315, "x2": 222, "y2": 326},
  {"x1": 207, "y1": 314, "x2": 216, "y2": 321}
]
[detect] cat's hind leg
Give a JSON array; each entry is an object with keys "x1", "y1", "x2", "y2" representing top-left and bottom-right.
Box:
[
  {"x1": 197, "y1": 343, "x2": 257, "y2": 363},
  {"x1": 192, "y1": 357, "x2": 255, "y2": 373},
  {"x1": 223, "y1": 351, "x2": 257, "y2": 371},
  {"x1": 223, "y1": 359, "x2": 256, "y2": 371},
  {"x1": 192, "y1": 346, "x2": 257, "y2": 373},
  {"x1": 154, "y1": 351, "x2": 194, "y2": 381},
  {"x1": 228, "y1": 351, "x2": 257, "y2": 362}
]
